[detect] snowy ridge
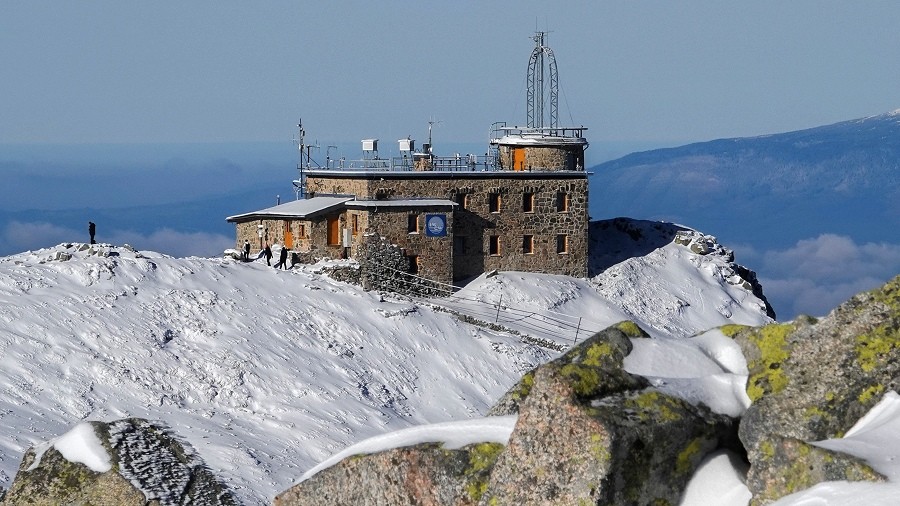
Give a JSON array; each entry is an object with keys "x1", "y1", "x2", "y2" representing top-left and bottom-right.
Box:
[{"x1": 0, "y1": 233, "x2": 773, "y2": 504}]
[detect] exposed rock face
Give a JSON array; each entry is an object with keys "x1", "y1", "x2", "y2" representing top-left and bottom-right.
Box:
[
  {"x1": 274, "y1": 442, "x2": 503, "y2": 506},
  {"x1": 737, "y1": 275, "x2": 900, "y2": 504},
  {"x1": 588, "y1": 218, "x2": 776, "y2": 320},
  {"x1": 672, "y1": 230, "x2": 776, "y2": 320},
  {"x1": 2, "y1": 418, "x2": 236, "y2": 506},
  {"x1": 487, "y1": 321, "x2": 649, "y2": 416},
  {"x1": 482, "y1": 326, "x2": 733, "y2": 505},
  {"x1": 280, "y1": 323, "x2": 734, "y2": 506},
  {"x1": 358, "y1": 232, "x2": 446, "y2": 297}
]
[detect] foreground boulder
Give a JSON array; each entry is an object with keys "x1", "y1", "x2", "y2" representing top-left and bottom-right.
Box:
[
  {"x1": 2, "y1": 418, "x2": 235, "y2": 506},
  {"x1": 487, "y1": 320, "x2": 649, "y2": 416},
  {"x1": 279, "y1": 323, "x2": 735, "y2": 505},
  {"x1": 275, "y1": 442, "x2": 504, "y2": 506},
  {"x1": 482, "y1": 325, "x2": 734, "y2": 505},
  {"x1": 737, "y1": 275, "x2": 900, "y2": 504}
]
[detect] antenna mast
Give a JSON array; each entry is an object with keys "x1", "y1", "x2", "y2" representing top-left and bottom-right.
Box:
[
  {"x1": 526, "y1": 31, "x2": 558, "y2": 129},
  {"x1": 294, "y1": 120, "x2": 306, "y2": 199}
]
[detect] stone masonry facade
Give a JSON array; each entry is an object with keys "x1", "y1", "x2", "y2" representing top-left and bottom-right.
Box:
[
  {"x1": 347, "y1": 203, "x2": 455, "y2": 286},
  {"x1": 305, "y1": 171, "x2": 588, "y2": 282},
  {"x1": 234, "y1": 215, "x2": 346, "y2": 260},
  {"x1": 496, "y1": 145, "x2": 585, "y2": 172}
]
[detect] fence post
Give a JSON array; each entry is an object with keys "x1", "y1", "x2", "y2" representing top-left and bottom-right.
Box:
[
  {"x1": 495, "y1": 294, "x2": 502, "y2": 323},
  {"x1": 574, "y1": 317, "x2": 582, "y2": 344}
]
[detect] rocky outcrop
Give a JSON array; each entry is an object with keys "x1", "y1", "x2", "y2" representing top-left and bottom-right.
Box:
[
  {"x1": 274, "y1": 277, "x2": 900, "y2": 505},
  {"x1": 358, "y1": 232, "x2": 446, "y2": 297},
  {"x1": 588, "y1": 218, "x2": 776, "y2": 320},
  {"x1": 672, "y1": 230, "x2": 776, "y2": 319},
  {"x1": 280, "y1": 323, "x2": 735, "y2": 506},
  {"x1": 274, "y1": 442, "x2": 504, "y2": 506},
  {"x1": 736, "y1": 275, "x2": 900, "y2": 504},
  {"x1": 487, "y1": 321, "x2": 649, "y2": 416},
  {"x1": 482, "y1": 325, "x2": 733, "y2": 505},
  {"x1": 2, "y1": 418, "x2": 235, "y2": 506}
]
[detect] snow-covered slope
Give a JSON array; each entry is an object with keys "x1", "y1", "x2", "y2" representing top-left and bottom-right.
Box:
[{"x1": 0, "y1": 234, "x2": 772, "y2": 504}]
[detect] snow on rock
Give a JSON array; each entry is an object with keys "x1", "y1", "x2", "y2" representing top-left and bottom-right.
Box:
[
  {"x1": 6, "y1": 418, "x2": 236, "y2": 505},
  {"x1": 624, "y1": 328, "x2": 752, "y2": 417},
  {"x1": 298, "y1": 415, "x2": 517, "y2": 483},
  {"x1": 765, "y1": 392, "x2": 900, "y2": 505},
  {"x1": 812, "y1": 391, "x2": 900, "y2": 480},
  {"x1": 26, "y1": 422, "x2": 111, "y2": 473},
  {"x1": 679, "y1": 451, "x2": 751, "y2": 506}
]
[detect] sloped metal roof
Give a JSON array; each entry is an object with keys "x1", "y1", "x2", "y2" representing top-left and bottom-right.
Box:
[{"x1": 226, "y1": 197, "x2": 353, "y2": 222}]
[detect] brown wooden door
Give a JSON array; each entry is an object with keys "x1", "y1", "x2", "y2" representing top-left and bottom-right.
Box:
[
  {"x1": 283, "y1": 220, "x2": 293, "y2": 249},
  {"x1": 512, "y1": 147, "x2": 525, "y2": 171},
  {"x1": 327, "y1": 216, "x2": 340, "y2": 245}
]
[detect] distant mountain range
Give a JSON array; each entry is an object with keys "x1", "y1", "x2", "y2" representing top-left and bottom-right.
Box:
[{"x1": 588, "y1": 111, "x2": 900, "y2": 248}]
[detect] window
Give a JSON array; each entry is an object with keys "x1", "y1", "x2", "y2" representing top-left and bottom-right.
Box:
[
  {"x1": 523, "y1": 192, "x2": 535, "y2": 213},
  {"x1": 298, "y1": 224, "x2": 306, "y2": 238},
  {"x1": 523, "y1": 235, "x2": 534, "y2": 254},
  {"x1": 456, "y1": 193, "x2": 468, "y2": 210},
  {"x1": 489, "y1": 192, "x2": 501, "y2": 213},
  {"x1": 453, "y1": 235, "x2": 467, "y2": 255},
  {"x1": 489, "y1": 235, "x2": 501, "y2": 256},
  {"x1": 556, "y1": 192, "x2": 570, "y2": 212},
  {"x1": 352, "y1": 214, "x2": 359, "y2": 236},
  {"x1": 408, "y1": 255, "x2": 420, "y2": 274},
  {"x1": 556, "y1": 234, "x2": 569, "y2": 254},
  {"x1": 408, "y1": 214, "x2": 419, "y2": 233}
]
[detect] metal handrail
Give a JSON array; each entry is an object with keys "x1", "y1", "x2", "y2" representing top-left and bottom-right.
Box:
[{"x1": 363, "y1": 260, "x2": 605, "y2": 346}]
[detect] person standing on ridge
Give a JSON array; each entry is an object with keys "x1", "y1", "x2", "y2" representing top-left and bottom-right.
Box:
[
  {"x1": 88, "y1": 222, "x2": 96, "y2": 244},
  {"x1": 275, "y1": 245, "x2": 288, "y2": 270},
  {"x1": 263, "y1": 244, "x2": 273, "y2": 266},
  {"x1": 242, "y1": 240, "x2": 250, "y2": 261}
]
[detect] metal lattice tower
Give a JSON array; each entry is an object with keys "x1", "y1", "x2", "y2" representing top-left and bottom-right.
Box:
[{"x1": 526, "y1": 32, "x2": 558, "y2": 129}]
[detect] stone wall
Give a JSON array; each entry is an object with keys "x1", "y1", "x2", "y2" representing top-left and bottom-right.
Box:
[
  {"x1": 497, "y1": 145, "x2": 585, "y2": 171},
  {"x1": 305, "y1": 178, "x2": 370, "y2": 199},
  {"x1": 358, "y1": 233, "x2": 449, "y2": 296},
  {"x1": 362, "y1": 207, "x2": 454, "y2": 286},
  {"x1": 232, "y1": 171, "x2": 588, "y2": 282},
  {"x1": 305, "y1": 171, "x2": 589, "y2": 280},
  {"x1": 233, "y1": 214, "x2": 346, "y2": 261}
]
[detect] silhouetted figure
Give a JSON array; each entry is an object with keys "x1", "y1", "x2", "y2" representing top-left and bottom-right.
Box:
[
  {"x1": 264, "y1": 245, "x2": 272, "y2": 266},
  {"x1": 88, "y1": 222, "x2": 96, "y2": 244},
  {"x1": 291, "y1": 252, "x2": 300, "y2": 269},
  {"x1": 242, "y1": 240, "x2": 250, "y2": 261},
  {"x1": 275, "y1": 246, "x2": 288, "y2": 270}
]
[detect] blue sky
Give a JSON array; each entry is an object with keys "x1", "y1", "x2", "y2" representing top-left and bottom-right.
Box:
[
  {"x1": 4, "y1": 1, "x2": 900, "y2": 149},
  {"x1": 2, "y1": 1, "x2": 899, "y2": 319}
]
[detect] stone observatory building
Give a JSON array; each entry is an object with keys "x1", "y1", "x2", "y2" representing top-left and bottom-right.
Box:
[{"x1": 227, "y1": 33, "x2": 589, "y2": 290}]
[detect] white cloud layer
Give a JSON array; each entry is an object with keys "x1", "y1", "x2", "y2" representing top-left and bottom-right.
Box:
[
  {"x1": 744, "y1": 234, "x2": 900, "y2": 319},
  {"x1": 1, "y1": 221, "x2": 232, "y2": 258}
]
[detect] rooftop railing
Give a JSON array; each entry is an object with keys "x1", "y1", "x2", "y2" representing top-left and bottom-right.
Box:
[{"x1": 312, "y1": 154, "x2": 497, "y2": 172}]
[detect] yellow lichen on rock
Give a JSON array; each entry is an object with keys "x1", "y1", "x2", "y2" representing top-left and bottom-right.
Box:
[
  {"x1": 615, "y1": 320, "x2": 648, "y2": 338},
  {"x1": 745, "y1": 323, "x2": 795, "y2": 401}
]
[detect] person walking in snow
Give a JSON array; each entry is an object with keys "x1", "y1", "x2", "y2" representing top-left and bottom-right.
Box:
[
  {"x1": 275, "y1": 246, "x2": 288, "y2": 270},
  {"x1": 264, "y1": 244, "x2": 273, "y2": 266},
  {"x1": 88, "y1": 221, "x2": 96, "y2": 244},
  {"x1": 242, "y1": 240, "x2": 250, "y2": 261}
]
